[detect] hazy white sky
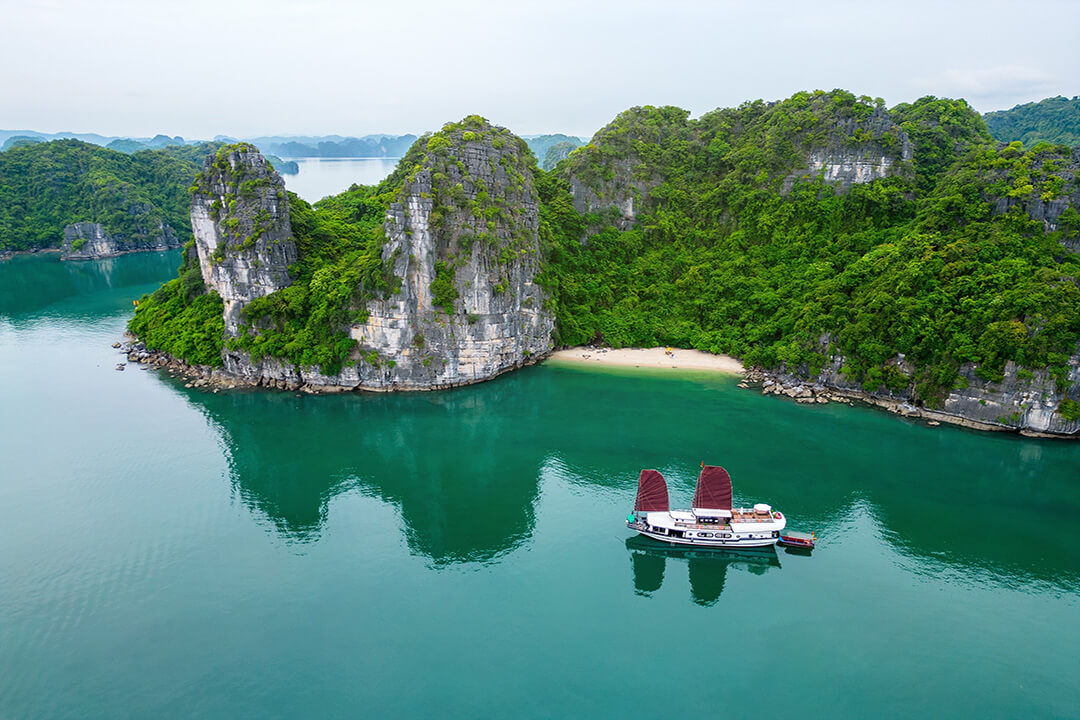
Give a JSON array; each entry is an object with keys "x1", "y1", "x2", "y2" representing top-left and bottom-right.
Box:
[{"x1": 2, "y1": 0, "x2": 1077, "y2": 139}]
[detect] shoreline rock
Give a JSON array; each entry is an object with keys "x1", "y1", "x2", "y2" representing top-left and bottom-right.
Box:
[
  {"x1": 61, "y1": 221, "x2": 182, "y2": 260},
  {"x1": 0, "y1": 247, "x2": 62, "y2": 262},
  {"x1": 743, "y1": 367, "x2": 1080, "y2": 440},
  {"x1": 117, "y1": 335, "x2": 1079, "y2": 438},
  {"x1": 116, "y1": 334, "x2": 550, "y2": 395}
]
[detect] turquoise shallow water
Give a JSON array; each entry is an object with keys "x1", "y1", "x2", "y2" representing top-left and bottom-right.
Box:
[{"x1": 1, "y1": 251, "x2": 1079, "y2": 719}]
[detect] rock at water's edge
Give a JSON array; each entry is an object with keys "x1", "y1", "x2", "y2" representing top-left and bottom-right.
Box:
[{"x1": 61, "y1": 221, "x2": 181, "y2": 260}]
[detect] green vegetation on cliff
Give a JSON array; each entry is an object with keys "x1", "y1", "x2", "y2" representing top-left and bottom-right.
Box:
[
  {"x1": 230, "y1": 186, "x2": 392, "y2": 373},
  {"x1": 128, "y1": 242, "x2": 225, "y2": 365},
  {"x1": 0, "y1": 139, "x2": 218, "y2": 251},
  {"x1": 984, "y1": 96, "x2": 1080, "y2": 148},
  {"x1": 540, "y1": 91, "x2": 1080, "y2": 403}
]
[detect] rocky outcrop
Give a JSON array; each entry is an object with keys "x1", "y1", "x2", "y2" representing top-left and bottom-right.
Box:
[
  {"x1": 751, "y1": 343, "x2": 1080, "y2": 438},
  {"x1": 193, "y1": 126, "x2": 553, "y2": 392},
  {"x1": 60, "y1": 220, "x2": 181, "y2": 260},
  {"x1": 569, "y1": 155, "x2": 658, "y2": 231},
  {"x1": 190, "y1": 144, "x2": 296, "y2": 336},
  {"x1": 343, "y1": 121, "x2": 553, "y2": 389},
  {"x1": 781, "y1": 108, "x2": 913, "y2": 193},
  {"x1": 564, "y1": 107, "x2": 689, "y2": 232},
  {"x1": 565, "y1": 102, "x2": 914, "y2": 234},
  {"x1": 989, "y1": 147, "x2": 1080, "y2": 251}
]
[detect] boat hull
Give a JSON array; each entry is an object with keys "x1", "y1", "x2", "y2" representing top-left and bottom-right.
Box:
[{"x1": 630, "y1": 523, "x2": 780, "y2": 549}]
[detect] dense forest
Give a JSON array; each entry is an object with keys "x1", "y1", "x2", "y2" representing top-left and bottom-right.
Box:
[
  {"x1": 540, "y1": 91, "x2": 1080, "y2": 405},
  {"x1": 984, "y1": 96, "x2": 1080, "y2": 147},
  {"x1": 0, "y1": 139, "x2": 218, "y2": 251},
  {"x1": 130, "y1": 90, "x2": 1080, "y2": 414}
]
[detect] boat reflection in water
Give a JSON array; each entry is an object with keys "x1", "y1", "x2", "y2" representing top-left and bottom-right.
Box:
[{"x1": 626, "y1": 535, "x2": 781, "y2": 606}]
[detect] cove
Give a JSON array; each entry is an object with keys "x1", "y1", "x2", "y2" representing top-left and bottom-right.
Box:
[{"x1": 1, "y1": 252, "x2": 1079, "y2": 719}]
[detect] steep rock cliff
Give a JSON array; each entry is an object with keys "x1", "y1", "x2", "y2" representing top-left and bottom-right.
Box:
[
  {"x1": 189, "y1": 144, "x2": 296, "y2": 336},
  {"x1": 347, "y1": 119, "x2": 553, "y2": 389},
  {"x1": 60, "y1": 219, "x2": 181, "y2": 260},
  {"x1": 780, "y1": 107, "x2": 914, "y2": 192},
  {"x1": 986, "y1": 146, "x2": 1080, "y2": 251},
  {"x1": 195, "y1": 123, "x2": 553, "y2": 391}
]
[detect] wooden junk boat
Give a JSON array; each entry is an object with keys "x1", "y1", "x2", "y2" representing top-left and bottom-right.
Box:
[{"x1": 626, "y1": 465, "x2": 787, "y2": 549}]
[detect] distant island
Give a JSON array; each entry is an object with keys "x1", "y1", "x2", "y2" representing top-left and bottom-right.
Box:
[
  {"x1": 985, "y1": 95, "x2": 1080, "y2": 147},
  {"x1": 238, "y1": 134, "x2": 419, "y2": 159},
  {"x1": 521, "y1": 134, "x2": 586, "y2": 170},
  {"x1": 233, "y1": 133, "x2": 585, "y2": 170},
  {"x1": 0, "y1": 140, "x2": 220, "y2": 258},
  {"x1": 121, "y1": 90, "x2": 1080, "y2": 438}
]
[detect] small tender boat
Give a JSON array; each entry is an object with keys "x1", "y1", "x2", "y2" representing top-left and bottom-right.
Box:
[
  {"x1": 626, "y1": 465, "x2": 786, "y2": 548},
  {"x1": 778, "y1": 530, "x2": 815, "y2": 550}
]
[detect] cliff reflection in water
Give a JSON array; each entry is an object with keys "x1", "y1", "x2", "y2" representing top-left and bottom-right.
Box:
[
  {"x1": 194, "y1": 377, "x2": 546, "y2": 564},
  {"x1": 626, "y1": 537, "x2": 781, "y2": 605},
  {"x1": 0, "y1": 250, "x2": 181, "y2": 320},
  {"x1": 177, "y1": 356, "x2": 1080, "y2": 588}
]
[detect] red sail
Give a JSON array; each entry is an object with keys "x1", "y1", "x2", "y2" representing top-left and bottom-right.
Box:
[
  {"x1": 634, "y1": 469, "x2": 670, "y2": 512},
  {"x1": 693, "y1": 465, "x2": 732, "y2": 511}
]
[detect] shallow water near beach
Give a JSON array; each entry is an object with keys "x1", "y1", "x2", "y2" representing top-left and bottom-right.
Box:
[{"x1": 2, "y1": 251, "x2": 1079, "y2": 719}]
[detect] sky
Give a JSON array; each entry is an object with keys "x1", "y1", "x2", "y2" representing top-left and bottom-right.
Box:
[{"x1": 2, "y1": 0, "x2": 1077, "y2": 140}]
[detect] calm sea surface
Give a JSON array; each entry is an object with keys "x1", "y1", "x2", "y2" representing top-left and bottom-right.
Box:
[
  {"x1": 1, "y1": 251, "x2": 1079, "y2": 719},
  {"x1": 281, "y1": 157, "x2": 400, "y2": 202}
]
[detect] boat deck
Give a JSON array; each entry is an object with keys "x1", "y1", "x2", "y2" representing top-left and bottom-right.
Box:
[
  {"x1": 731, "y1": 510, "x2": 776, "y2": 523},
  {"x1": 671, "y1": 509, "x2": 778, "y2": 530}
]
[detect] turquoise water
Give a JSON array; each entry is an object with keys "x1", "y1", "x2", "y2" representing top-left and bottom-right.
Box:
[{"x1": 1, "y1": 251, "x2": 1079, "y2": 719}]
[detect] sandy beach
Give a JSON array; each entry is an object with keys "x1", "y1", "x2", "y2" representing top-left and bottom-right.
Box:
[{"x1": 547, "y1": 346, "x2": 744, "y2": 375}]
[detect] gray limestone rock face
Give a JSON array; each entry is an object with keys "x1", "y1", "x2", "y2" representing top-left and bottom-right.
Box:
[
  {"x1": 190, "y1": 144, "x2": 296, "y2": 336},
  {"x1": 781, "y1": 108, "x2": 914, "y2": 193},
  {"x1": 569, "y1": 156, "x2": 656, "y2": 232},
  {"x1": 60, "y1": 219, "x2": 181, "y2": 260},
  {"x1": 349, "y1": 122, "x2": 553, "y2": 389},
  {"x1": 562, "y1": 106, "x2": 686, "y2": 233},
  {"x1": 938, "y1": 355, "x2": 1080, "y2": 435},
  {"x1": 989, "y1": 147, "x2": 1080, "y2": 253},
  {"x1": 214, "y1": 123, "x2": 553, "y2": 391}
]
